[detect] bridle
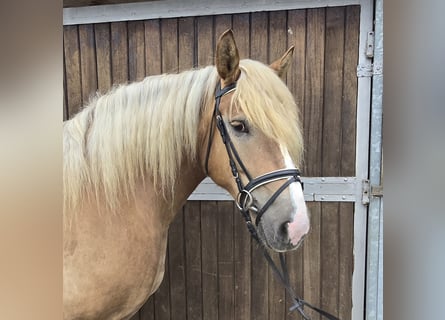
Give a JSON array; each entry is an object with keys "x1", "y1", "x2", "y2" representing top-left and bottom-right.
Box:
[
  {"x1": 204, "y1": 81, "x2": 339, "y2": 320},
  {"x1": 204, "y1": 82, "x2": 303, "y2": 226}
]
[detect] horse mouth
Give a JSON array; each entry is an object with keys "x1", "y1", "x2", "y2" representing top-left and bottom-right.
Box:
[{"x1": 256, "y1": 221, "x2": 306, "y2": 252}]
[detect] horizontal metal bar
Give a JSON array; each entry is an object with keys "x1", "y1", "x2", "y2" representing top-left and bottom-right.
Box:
[
  {"x1": 63, "y1": 0, "x2": 362, "y2": 25},
  {"x1": 188, "y1": 177, "x2": 362, "y2": 202}
]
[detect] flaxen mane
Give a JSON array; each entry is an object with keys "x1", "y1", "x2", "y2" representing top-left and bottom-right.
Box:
[{"x1": 63, "y1": 60, "x2": 303, "y2": 212}]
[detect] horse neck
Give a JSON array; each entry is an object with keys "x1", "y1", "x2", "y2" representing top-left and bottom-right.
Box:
[{"x1": 164, "y1": 160, "x2": 206, "y2": 220}]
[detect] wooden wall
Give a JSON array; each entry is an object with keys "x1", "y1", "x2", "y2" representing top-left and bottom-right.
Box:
[{"x1": 64, "y1": 6, "x2": 360, "y2": 319}]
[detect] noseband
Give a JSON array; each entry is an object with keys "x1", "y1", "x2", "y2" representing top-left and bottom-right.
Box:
[
  {"x1": 205, "y1": 82, "x2": 303, "y2": 227},
  {"x1": 204, "y1": 82, "x2": 339, "y2": 320}
]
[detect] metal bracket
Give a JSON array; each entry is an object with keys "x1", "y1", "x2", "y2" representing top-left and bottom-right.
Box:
[
  {"x1": 371, "y1": 185, "x2": 384, "y2": 197},
  {"x1": 361, "y1": 180, "x2": 383, "y2": 205},
  {"x1": 190, "y1": 177, "x2": 372, "y2": 204},
  {"x1": 362, "y1": 179, "x2": 370, "y2": 204},
  {"x1": 366, "y1": 31, "x2": 375, "y2": 58}
]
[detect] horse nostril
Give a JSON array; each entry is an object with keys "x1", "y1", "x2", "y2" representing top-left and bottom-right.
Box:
[{"x1": 279, "y1": 221, "x2": 290, "y2": 236}]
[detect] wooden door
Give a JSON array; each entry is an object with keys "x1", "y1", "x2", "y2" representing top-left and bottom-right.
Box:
[{"x1": 63, "y1": 6, "x2": 360, "y2": 319}]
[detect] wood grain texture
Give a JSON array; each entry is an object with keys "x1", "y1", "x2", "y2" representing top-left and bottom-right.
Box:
[
  {"x1": 94, "y1": 23, "x2": 112, "y2": 94},
  {"x1": 128, "y1": 20, "x2": 146, "y2": 81},
  {"x1": 303, "y1": 202, "x2": 322, "y2": 320},
  {"x1": 303, "y1": 8, "x2": 325, "y2": 178},
  {"x1": 201, "y1": 201, "x2": 218, "y2": 320},
  {"x1": 184, "y1": 202, "x2": 203, "y2": 320},
  {"x1": 217, "y1": 201, "x2": 235, "y2": 320},
  {"x1": 168, "y1": 209, "x2": 187, "y2": 320},
  {"x1": 178, "y1": 17, "x2": 194, "y2": 72},
  {"x1": 196, "y1": 16, "x2": 214, "y2": 68},
  {"x1": 111, "y1": 21, "x2": 128, "y2": 84},
  {"x1": 64, "y1": 25, "x2": 82, "y2": 118},
  {"x1": 341, "y1": 5, "x2": 360, "y2": 177},
  {"x1": 144, "y1": 19, "x2": 161, "y2": 76},
  {"x1": 79, "y1": 24, "x2": 98, "y2": 105},
  {"x1": 160, "y1": 18, "x2": 178, "y2": 74}
]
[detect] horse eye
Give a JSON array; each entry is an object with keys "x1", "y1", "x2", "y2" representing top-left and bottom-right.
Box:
[{"x1": 231, "y1": 121, "x2": 249, "y2": 133}]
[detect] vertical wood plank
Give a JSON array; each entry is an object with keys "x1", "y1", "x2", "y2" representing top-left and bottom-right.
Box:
[
  {"x1": 153, "y1": 256, "x2": 171, "y2": 320},
  {"x1": 303, "y1": 7, "x2": 325, "y2": 177},
  {"x1": 196, "y1": 16, "x2": 214, "y2": 67},
  {"x1": 144, "y1": 19, "x2": 162, "y2": 76},
  {"x1": 339, "y1": 6, "x2": 360, "y2": 320},
  {"x1": 322, "y1": 6, "x2": 345, "y2": 177},
  {"x1": 214, "y1": 14, "x2": 232, "y2": 45},
  {"x1": 79, "y1": 24, "x2": 98, "y2": 104},
  {"x1": 201, "y1": 201, "x2": 219, "y2": 320},
  {"x1": 231, "y1": 13, "x2": 251, "y2": 320},
  {"x1": 168, "y1": 209, "x2": 187, "y2": 320},
  {"x1": 217, "y1": 201, "x2": 235, "y2": 320},
  {"x1": 285, "y1": 9, "x2": 307, "y2": 320},
  {"x1": 268, "y1": 10, "x2": 288, "y2": 320},
  {"x1": 184, "y1": 201, "x2": 203, "y2": 320},
  {"x1": 63, "y1": 56, "x2": 68, "y2": 121},
  {"x1": 303, "y1": 8, "x2": 326, "y2": 320},
  {"x1": 232, "y1": 13, "x2": 249, "y2": 58},
  {"x1": 303, "y1": 202, "x2": 322, "y2": 320},
  {"x1": 320, "y1": 202, "x2": 340, "y2": 318},
  {"x1": 341, "y1": 5, "x2": 360, "y2": 177},
  {"x1": 178, "y1": 17, "x2": 194, "y2": 73},
  {"x1": 94, "y1": 23, "x2": 112, "y2": 94},
  {"x1": 128, "y1": 20, "x2": 146, "y2": 82},
  {"x1": 161, "y1": 18, "x2": 178, "y2": 74},
  {"x1": 269, "y1": 11, "x2": 287, "y2": 65},
  {"x1": 64, "y1": 25, "x2": 82, "y2": 118},
  {"x1": 320, "y1": 7, "x2": 345, "y2": 318},
  {"x1": 111, "y1": 21, "x2": 129, "y2": 84},
  {"x1": 287, "y1": 9, "x2": 307, "y2": 129},
  {"x1": 339, "y1": 203, "x2": 354, "y2": 320},
  {"x1": 249, "y1": 11, "x2": 269, "y2": 320},
  {"x1": 233, "y1": 209, "x2": 252, "y2": 320}
]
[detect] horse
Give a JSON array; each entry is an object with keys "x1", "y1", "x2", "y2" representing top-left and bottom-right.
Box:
[{"x1": 63, "y1": 29, "x2": 310, "y2": 320}]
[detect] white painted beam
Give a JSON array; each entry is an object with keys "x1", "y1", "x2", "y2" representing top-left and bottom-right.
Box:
[{"x1": 63, "y1": 0, "x2": 361, "y2": 25}]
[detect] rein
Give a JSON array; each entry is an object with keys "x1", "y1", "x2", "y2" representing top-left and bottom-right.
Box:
[{"x1": 204, "y1": 82, "x2": 339, "y2": 320}]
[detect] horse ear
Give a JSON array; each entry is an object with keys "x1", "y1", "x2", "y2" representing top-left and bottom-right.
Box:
[
  {"x1": 270, "y1": 46, "x2": 295, "y2": 79},
  {"x1": 216, "y1": 29, "x2": 240, "y2": 84}
]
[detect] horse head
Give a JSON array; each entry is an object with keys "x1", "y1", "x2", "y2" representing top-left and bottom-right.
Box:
[{"x1": 202, "y1": 30, "x2": 310, "y2": 252}]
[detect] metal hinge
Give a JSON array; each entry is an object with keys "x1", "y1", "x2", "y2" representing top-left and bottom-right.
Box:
[
  {"x1": 356, "y1": 62, "x2": 383, "y2": 78},
  {"x1": 362, "y1": 180, "x2": 370, "y2": 204},
  {"x1": 357, "y1": 31, "x2": 384, "y2": 78}
]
